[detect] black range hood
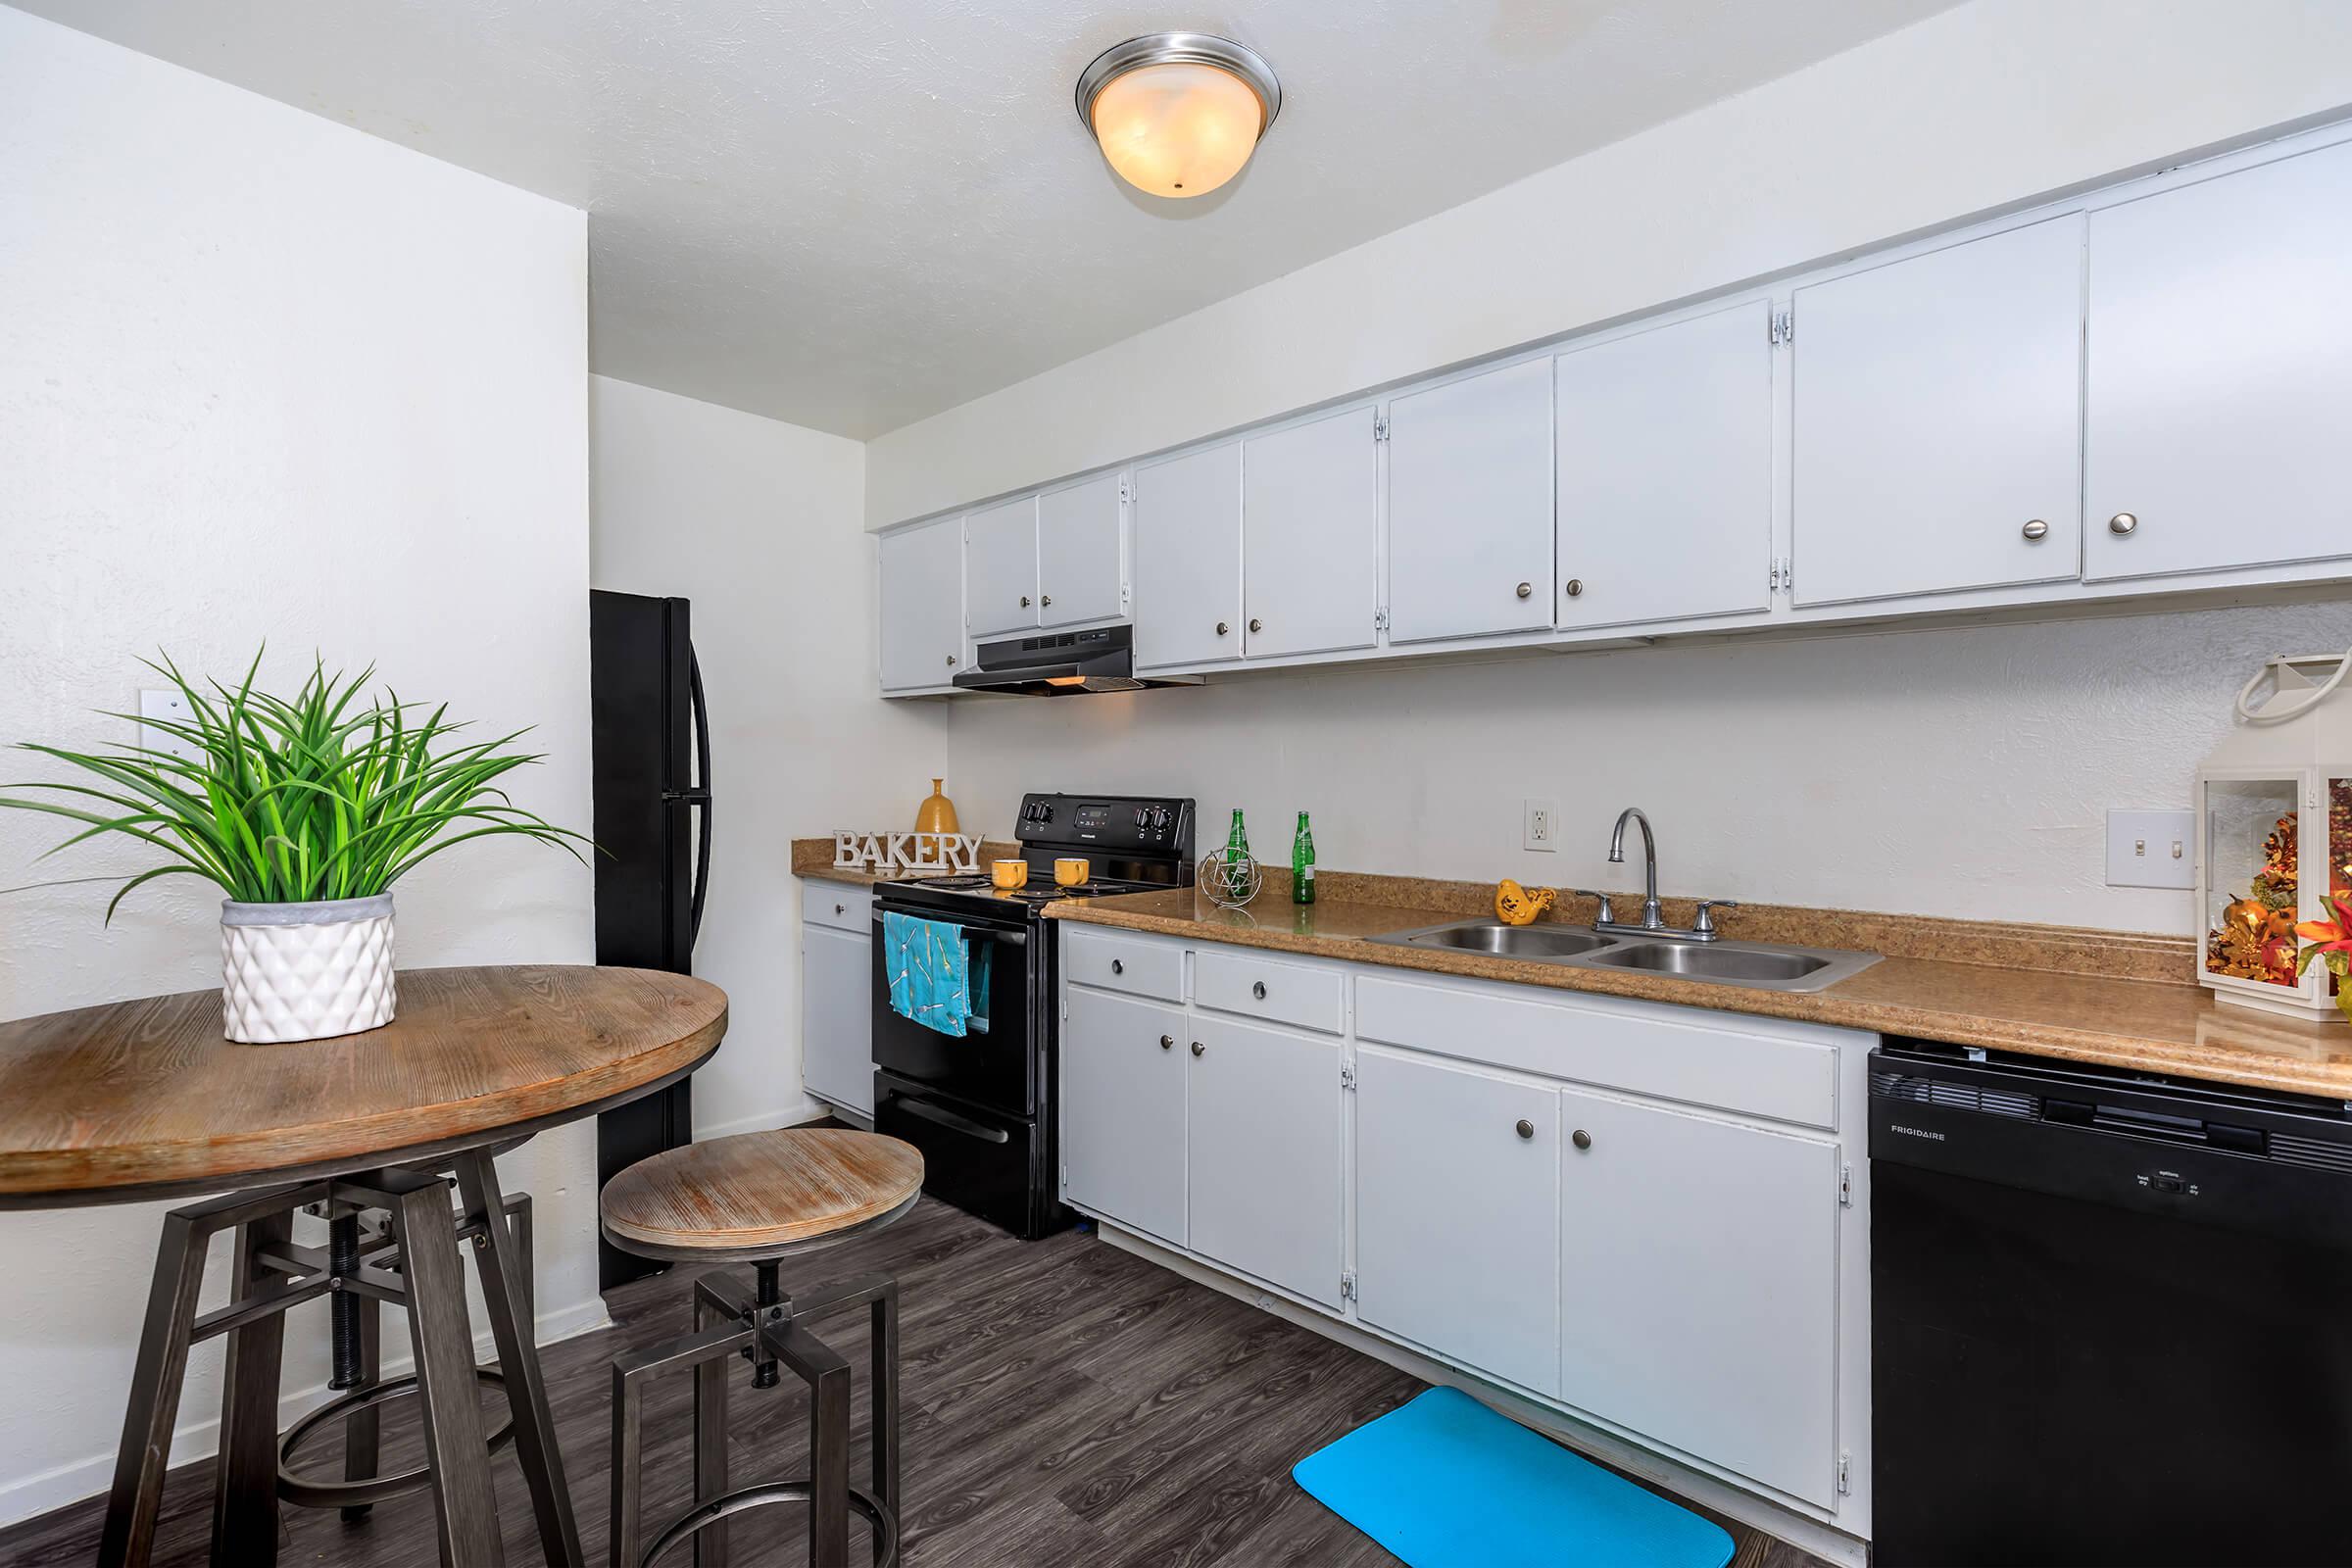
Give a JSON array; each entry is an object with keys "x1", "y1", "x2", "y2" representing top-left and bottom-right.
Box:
[{"x1": 951, "y1": 624, "x2": 1200, "y2": 696}]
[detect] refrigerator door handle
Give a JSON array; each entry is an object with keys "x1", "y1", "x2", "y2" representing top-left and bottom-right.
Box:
[{"x1": 683, "y1": 644, "x2": 714, "y2": 953}]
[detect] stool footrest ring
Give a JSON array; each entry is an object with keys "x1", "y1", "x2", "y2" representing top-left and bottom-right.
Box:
[
  {"x1": 639, "y1": 1479, "x2": 898, "y2": 1568},
  {"x1": 275, "y1": 1367, "x2": 514, "y2": 1509}
]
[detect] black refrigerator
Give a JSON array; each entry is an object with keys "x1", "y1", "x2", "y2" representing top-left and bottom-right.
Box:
[{"x1": 589, "y1": 589, "x2": 712, "y2": 1288}]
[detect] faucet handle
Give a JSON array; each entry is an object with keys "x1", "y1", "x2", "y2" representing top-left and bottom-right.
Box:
[
  {"x1": 1691, "y1": 899, "x2": 1740, "y2": 938},
  {"x1": 1572, "y1": 890, "x2": 1616, "y2": 925}
]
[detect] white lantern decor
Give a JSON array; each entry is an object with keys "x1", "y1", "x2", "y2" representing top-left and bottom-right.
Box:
[{"x1": 2196, "y1": 653, "x2": 2352, "y2": 1020}]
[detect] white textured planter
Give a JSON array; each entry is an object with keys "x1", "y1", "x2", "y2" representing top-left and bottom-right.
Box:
[{"x1": 220, "y1": 894, "x2": 397, "y2": 1044}]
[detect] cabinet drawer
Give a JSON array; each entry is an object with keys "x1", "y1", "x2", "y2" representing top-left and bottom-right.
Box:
[
  {"x1": 1062, "y1": 926, "x2": 1184, "y2": 1002},
  {"x1": 801, "y1": 880, "x2": 872, "y2": 933},
  {"x1": 1193, "y1": 948, "x2": 1346, "y2": 1035},
  {"x1": 1354, "y1": 973, "x2": 1839, "y2": 1130}
]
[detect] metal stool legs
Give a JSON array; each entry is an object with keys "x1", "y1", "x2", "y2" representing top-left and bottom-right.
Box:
[{"x1": 611, "y1": 1269, "x2": 901, "y2": 1568}]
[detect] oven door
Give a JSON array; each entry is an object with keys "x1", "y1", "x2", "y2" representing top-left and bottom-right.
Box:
[{"x1": 869, "y1": 906, "x2": 1038, "y2": 1115}]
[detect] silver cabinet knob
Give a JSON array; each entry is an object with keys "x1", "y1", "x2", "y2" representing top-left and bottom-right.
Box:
[
  {"x1": 1515, "y1": 1119, "x2": 1535, "y2": 1140},
  {"x1": 2109, "y1": 512, "x2": 2137, "y2": 536},
  {"x1": 833, "y1": 903, "x2": 845, "y2": 916},
  {"x1": 1564, "y1": 578, "x2": 1584, "y2": 598},
  {"x1": 1251, "y1": 980, "x2": 1267, "y2": 1000},
  {"x1": 1041, "y1": 594, "x2": 1053, "y2": 607},
  {"x1": 1019, "y1": 595, "x2": 1031, "y2": 607},
  {"x1": 1515, "y1": 582, "x2": 1533, "y2": 599},
  {"x1": 1215, "y1": 620, "x2": 1230, "y2": 636},
  {"x1": 1190, "y1": 1041, "x2": 1204, "y2": 1057},
  {"x1": 1159, "y1": 1034, "x2": 1174, "y2": 1051},
  {"x1": 1249, "y1": 617, "x2": 1263, "y2": 633},
  {"x1": 1572, "y1": 1128, "x2": 1592, "y2": 1152},
  {"x1": 2021, "y1": 519, "x2": 2048, "y2": 541},
  {"x1": 946, "y1": 654, "x2": 956, "y2": 665},
  {"x1": 1110, "y1": 958, "x2": 1123, "y2": 975}
]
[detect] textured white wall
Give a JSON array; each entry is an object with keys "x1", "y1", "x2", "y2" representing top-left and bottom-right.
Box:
[
  {"x1": 0, "y1": 8, "x2": 594, "y2": 1522},
  {"x1": 589, "y1": 376, "x2": 954, "y2": 1133},
  {"x1": 865, "y1": 0, "x2": 2352, "y2": 525}
]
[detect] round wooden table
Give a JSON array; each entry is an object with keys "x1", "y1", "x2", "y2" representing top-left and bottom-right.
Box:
[{"x1": 0, "y1": 964, "x2": 727, "y2": 1568}]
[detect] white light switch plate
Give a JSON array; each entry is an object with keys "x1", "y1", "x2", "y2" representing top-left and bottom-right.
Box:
[
  {"x1": 2105, "y1": 808, "x2": 2195, "y2": 890},
  {"x1": 139, "y1": 688, "x2": 200, "y2": 763},
  {"x1": 1522, "y1": 798, "x2": 1557, "y2": 853}
]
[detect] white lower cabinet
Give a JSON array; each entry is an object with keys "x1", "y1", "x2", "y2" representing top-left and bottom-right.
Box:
[
  {"x1": 1556, "y1": 1086, "x2": 1841, "y2": 1507},
  {"x1": 1355, "y1": 1046, "x2": 1561, "y2": 1396},
  {"x1": 1062, "y1": 987, "x2": 1189, "y2": 1246},
  {"x1": 800, "y1": 922, "x2": 874, "y2": 1115},
  {"x1": 1186, "y1": 1012, "x2": 1346, "y2": 1307}
]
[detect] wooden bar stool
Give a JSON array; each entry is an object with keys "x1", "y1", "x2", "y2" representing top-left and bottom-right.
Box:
[{"x1": 600, "y1": 1128, "x2": 922, "y2": 1568}]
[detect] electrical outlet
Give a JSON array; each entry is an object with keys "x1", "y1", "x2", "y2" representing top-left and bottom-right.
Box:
[
  {"x1": 138, "y1": 688, "x2": 200, "y2": 763},
  {"x1": 2105, "y1": 808, "x2": 2195, "y2": 890},
  {"x1": 1523, "y1": 798, "x2": 1557, "y2": 853}
]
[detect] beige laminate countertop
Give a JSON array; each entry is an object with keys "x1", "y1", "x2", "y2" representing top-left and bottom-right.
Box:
[{"x1": 1044, "y1": 887, "x2": 2352, "y2": 1102}]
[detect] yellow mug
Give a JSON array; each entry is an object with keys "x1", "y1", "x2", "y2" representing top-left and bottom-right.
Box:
[
  {"x1": 1054, "y1": 857, "x2": 1090, "y2": 888},
  {"x1": 990, "y1": 859, "x2": 1030, "y2": 891}
]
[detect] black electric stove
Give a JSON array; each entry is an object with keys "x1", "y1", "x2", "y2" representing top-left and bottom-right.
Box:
[{"x1": 869, "y1": 793, "x2": 1195, "y2": 1238}]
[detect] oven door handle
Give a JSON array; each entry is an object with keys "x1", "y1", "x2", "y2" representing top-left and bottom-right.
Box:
[
  {"x1": 870, "y1": 912, "x2": 1029, "y2": 947},
  {"x1": 893, "y1": 1096, "x2": 1012, "y2": 1145}
]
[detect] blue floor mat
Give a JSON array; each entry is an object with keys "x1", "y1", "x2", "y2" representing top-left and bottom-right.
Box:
[{"x1": 1292, "y1": 1388, "x2": 1736, "y2": 1568}]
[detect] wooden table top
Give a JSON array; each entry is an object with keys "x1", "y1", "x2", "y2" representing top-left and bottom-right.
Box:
[{"x1": 0, "y1": 965, "x2": 727, "y2": 1207}]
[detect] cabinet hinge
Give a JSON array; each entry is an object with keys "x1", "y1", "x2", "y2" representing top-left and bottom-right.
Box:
[
  {"x1": 1838, "y1": 1162, "x2": 1853, "y2": 1208},
  {"x1": 1341, "y1": 1270, "x2": 1357, "y2": 1301},
  {"x1": 1341, "y1": 1063, "x2": 1358, "y2": 1092},
  {"x1": 1372, "y1": 608, "x2": 1390, "y2": 634},
  {"x1": 1118, "y1": 475, "x2": 1132, "y2": 504},
  {"x1": 1837, "y1": 1450, "x2": 1852, "y2": 1495},
  {"x1": 1769, "y1": 308, "x2": 1794, "y2": 345},
  {"x1": 1769, "y1": 556, "x2": 1793, "y2": 595},
  {"x1": 1372, "y1": 413, "x2": 1390, "y2": 442}
]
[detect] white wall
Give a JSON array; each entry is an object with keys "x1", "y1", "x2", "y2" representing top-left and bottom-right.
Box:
[
  {"x1": 866, "y1": 0, "x2": 2352, "y2": 525},
  {"x1": 0, "y1": 7, "x2": 595, "y2": 1523},
  {"x1": 589, "y1": 376, "x2": 951, "y2": 1134}
]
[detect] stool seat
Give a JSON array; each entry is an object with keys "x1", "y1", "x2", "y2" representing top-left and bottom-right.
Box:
[{"x1": 601, "y1": 1128, "x2": 922, "y2": 1262}]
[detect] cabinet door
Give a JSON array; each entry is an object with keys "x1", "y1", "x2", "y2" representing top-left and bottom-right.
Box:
[
  {"x1": 1062, "y1": 987, "x2": 1188, "y2": 1246},
  {"x1": 1386, "y1": 360, "x2": 1554, "y2": 643},
  {"x1": 877, "y1": 516, "x2": 963, "y2": 693},
  {"x1": 1355, "y1": 1047, "x2": 1560, "y2": 1396},
  {"x1": 1036, "y1": 471, "x2": 1126, "y2": 627},
  {"x1": 1792, "y1": 214, "x2": 2084, "y2": 607},
  {"x1": 1242, "y1": 407, "x2": 1380, "y2": 661},
  {"x1": 2085, "y1": 138, "x2": 2352, "y2": 581},
  {"x1": 801, "y1": 925, "x2": 873, "y2": 1114},
  {"x1": 964, "y1": 496, "x2": 1040, "y2": 639},
  {"x1": 1557, "y1": 1088, "x2": 1840, "y2": 1507},
  {"x1": 1557, "y1": 303, "x2": 1773, "y2": 629},
  {"x1": 1132, "y1": 444, "x2": 1244, "y2": 669},
  {"x1": 1186, "y1": 1013, "x2": 1344, "y2": 1306}
]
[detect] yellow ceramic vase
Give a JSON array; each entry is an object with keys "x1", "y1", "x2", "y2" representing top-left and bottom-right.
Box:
[{"x1": 914, "y1": 778, "x2": 960, "y2": 835}]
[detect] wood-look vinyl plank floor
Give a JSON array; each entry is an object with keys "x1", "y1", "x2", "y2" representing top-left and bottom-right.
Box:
[{"x1": 0, "y1": 1196, "x2": 1833, "y2": 1568}]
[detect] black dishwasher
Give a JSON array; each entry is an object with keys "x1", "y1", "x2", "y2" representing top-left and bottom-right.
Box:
[{"x1": 1871, "y1": 1040, "x2": 2352, "y2": 1568}]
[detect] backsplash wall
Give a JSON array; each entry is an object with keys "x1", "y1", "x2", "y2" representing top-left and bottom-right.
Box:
[{"x1": 933, "y1": 600, "x2": 2352, "y2": 936}]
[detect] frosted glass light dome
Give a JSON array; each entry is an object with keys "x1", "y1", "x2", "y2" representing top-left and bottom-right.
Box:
[{"x1": 1077, "y1": 34, "x2": 1281, "y2": 201}]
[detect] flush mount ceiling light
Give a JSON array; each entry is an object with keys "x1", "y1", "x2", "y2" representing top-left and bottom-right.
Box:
[{"x1": 1076, "y1": 32, "x2": 1282, "y2": 200}]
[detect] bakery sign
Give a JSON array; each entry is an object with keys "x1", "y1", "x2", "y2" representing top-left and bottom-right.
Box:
[{"x1": 832, "y1": 831, "x2": 983, "y2": 875}]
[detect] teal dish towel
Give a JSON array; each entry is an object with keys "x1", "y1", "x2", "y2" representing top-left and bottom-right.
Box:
[{"x1": 884, "y1": 911, "x2": 983, "y2": 1038}]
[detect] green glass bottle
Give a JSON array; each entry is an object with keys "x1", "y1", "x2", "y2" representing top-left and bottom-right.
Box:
[
  {"x1": 1292, "y1": 810, "x2": 1316, "y2": 905},
  {"x1": 1222, "y1": 808, "x2": 1250, "y2": 900}
]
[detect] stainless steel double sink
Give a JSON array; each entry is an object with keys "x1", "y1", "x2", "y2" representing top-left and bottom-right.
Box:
[{"x1": 1364, "y1": 917, "x2": 1880, "y2": 993}]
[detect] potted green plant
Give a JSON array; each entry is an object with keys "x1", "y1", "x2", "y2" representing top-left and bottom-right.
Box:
[{"x1": 1, "y1": 653, "x2": 589, "y2": 1043}]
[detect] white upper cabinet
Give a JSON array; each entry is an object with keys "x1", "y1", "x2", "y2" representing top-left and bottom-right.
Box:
[
  {"x1": 876, "y1": 515, "x2": 963, "y2": 693},
  {"x1": 2084, "y1": 137, "x2": 2352, "y2": 582},
  {"x1": 964, "y1": 495, "x2": 1040, "y2": 639},
  {"x1": 1791, "y1": 214, "x2": 2085, "y2": 607},
  {"x1": 1035, "y1": 471, "x2": 1127, "y2": 627},
  {"x1": 1132, "y1": 443, "x2": 1244, "y2": 670},
  {"x1": 1243, "y1": 407, "x2": 1381, "y2": 661},
  {"x1": 1555, "y1": 303, "x2": 1774, "y2": 629},
  {"x1": 1386, "y1": 360, "x2": 1555, "y2": 643}
]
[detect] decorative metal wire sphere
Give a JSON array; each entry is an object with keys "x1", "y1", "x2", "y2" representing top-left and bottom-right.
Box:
[{"x1": 1197, "y1": 849, "x2": 1262, "y2": 909}]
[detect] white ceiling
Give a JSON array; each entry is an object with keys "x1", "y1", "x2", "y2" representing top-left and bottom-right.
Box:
[{"x1": 18, "y1": 0, "x2": 1959, "y2": 439}]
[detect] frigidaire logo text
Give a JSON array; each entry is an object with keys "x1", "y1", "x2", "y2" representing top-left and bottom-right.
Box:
[{"x1": 1889, "y1": 1124, "x2": 1947, "y2": 1142}]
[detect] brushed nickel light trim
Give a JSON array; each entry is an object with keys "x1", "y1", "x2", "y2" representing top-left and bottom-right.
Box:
[{"x1": 1076, "y1": 32, "x2": 1282, "y2": 198}]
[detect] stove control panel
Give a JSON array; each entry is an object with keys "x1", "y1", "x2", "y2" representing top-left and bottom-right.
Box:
[{"x1": 1014, "y1": 793, "x2": 1194, "y2": 858}]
